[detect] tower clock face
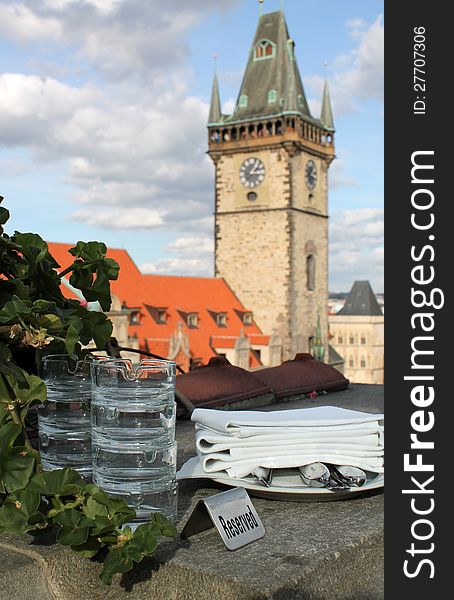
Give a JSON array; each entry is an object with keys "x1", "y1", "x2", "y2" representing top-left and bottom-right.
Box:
[
  {"x1": 305, "y1": 159, "x2": 317, "y2": 190},
  {"x1": 240, "y1": 157, "x2": 265, "y2": 188}
]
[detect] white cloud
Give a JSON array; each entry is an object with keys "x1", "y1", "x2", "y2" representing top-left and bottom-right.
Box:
[
  {"x1": 1, "y1": 0, "x2": 241, "y2": 84},
  {"x1": 329, "y1": 208, "x2": 384, "y2": 292},
  {"x1": 71, "y1": 207, "x2": 166, "y2": 228},
  {"x1": 305, "y1": 14, "x2": 384, "y2": 118},
  {"x1": 328, "y1": 158, "x2": 358, "y2": 190},
  {"x1": 0, "y1": 3, "x2": 62, "y2": 42},
  {"x1": 140, "y1": 233, "x2": 214, "y2": 276}
]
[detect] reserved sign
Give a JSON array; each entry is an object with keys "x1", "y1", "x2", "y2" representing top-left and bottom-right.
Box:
[{"x1": 181, "y1": 487, "x2": 265, "y2": 550}]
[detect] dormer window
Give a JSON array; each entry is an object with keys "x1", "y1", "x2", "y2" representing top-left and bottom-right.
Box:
[
  {"x1": 268, "y1": 89, "x2": 277, "y2": 104},
  {"x1": 130, "y1": 311, "x2": 141, "y2": 325},
  {"x1": 254, "y1": 39, "x2": 276, "y2": 60},
  {"x1": 216, "y1": 312, "x2": 227, "y2": 327},
  {"x1": 145, "y1": 304, "x2": 168, "y2": 325},
  {"x1": 239, "y1": 95, "x2": 248, "y2": 108},
  {"x1": 243, "y1": 312, "x2": 253, "y2": 326},
  {"x1": 157, "y1": 309, "x2": 167, "y2": 324},
  {"x1": 187, "y1": 313, "x2": 199, "y2": 328}
]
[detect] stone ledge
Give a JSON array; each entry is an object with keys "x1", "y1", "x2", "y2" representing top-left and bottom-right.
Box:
[{"x1": 0, "y1": 384, "x2": 384, "y2": 600}]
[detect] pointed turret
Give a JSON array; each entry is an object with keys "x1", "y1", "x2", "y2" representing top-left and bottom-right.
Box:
[
  {"x1": 312, "y1": 313, "x2": 325, "y2": 362},
  {"x1": 208, "y1": 72, "x2": 222, "y2": 125},
  {"x1": 320, "y1": 79, "x2": 334, "y2": 130},
  {"x1": 232, "y1": 10, "x2": 310, "y2": 120}
]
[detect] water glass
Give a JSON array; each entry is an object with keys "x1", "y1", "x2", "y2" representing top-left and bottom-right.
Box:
[
  {"x1": 38, "y1": 354, "x2": 92, "y2": 479},
  {"x1": 90, "y1": 358, "x2": 178, "y2": 522}
]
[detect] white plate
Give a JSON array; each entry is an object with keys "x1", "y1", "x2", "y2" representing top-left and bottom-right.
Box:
[{"x1": 177, "y1": 457, "x2": 384, "y2": 502}]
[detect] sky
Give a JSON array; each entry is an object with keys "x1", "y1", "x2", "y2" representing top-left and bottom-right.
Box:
[{"x1": 0, "y1": 0, "x2": 384, "y2": 293}]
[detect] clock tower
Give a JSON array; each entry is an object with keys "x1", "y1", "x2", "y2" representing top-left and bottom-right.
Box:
[{"x1": 208, "y1": 9, "x2": 335, "y2": 361}]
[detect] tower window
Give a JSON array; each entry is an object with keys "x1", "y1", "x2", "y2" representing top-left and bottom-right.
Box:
[
  {"x1": 297, "y1": 94, "x2": 305, "y2": 107},
  {"x1": 306, "y1": 254, "x2": 315, "y2": 291},
  {"x1": 239, "y1": 95, "x2": 248, "y2": 108},
  {"x1": 247, "y1": 191, "x2": 257, "y2": 201},
  {"x1": 254, "y1": 39, "x2": 276, "y2": 60},
  {"x1": 268, "y1": 89, "x2": 277, "y2": 104}
]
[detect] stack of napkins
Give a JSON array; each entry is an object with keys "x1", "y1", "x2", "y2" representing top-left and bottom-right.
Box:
[{"x1": 187, "y1": 406, "x2": 384, "y2": 479}]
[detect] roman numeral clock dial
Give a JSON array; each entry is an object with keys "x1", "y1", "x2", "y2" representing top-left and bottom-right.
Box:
[
  {"x1": 305, "y1": 159, "x2": 317, "y2": 190},
  {"x1": 240, "y1": 157, "x2": 265, "y2": 188}
]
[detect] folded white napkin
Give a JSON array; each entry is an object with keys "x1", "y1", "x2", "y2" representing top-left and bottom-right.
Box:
[
  {"x1": 195, "y1": 429, "x2": 383, "y2": 454},
  {"x1": 190, "y1": 406, "x2": 384, "y2": 480},
  {"x1": 191, "y1": 405, "x2": 384, "y2": 433}
]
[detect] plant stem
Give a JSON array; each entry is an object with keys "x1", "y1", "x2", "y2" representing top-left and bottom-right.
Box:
[{"x1": 57, "y1": 265, "x2": 75, "y2": 279}]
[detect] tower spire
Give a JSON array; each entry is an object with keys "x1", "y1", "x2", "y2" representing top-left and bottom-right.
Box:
[
  {"x1": 320, "y1": 77, "x2": 335, "y2": 130},
  {"x1": 208, "y1": 60, "x2": 222, "y2": 125},
  {"x1": 312, "y1": 311, "x2": 325, "y2": 362}
]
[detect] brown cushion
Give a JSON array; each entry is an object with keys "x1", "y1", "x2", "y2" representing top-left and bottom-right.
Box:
[
  {"x1": 176, "y1": 356, "x2": 273, "y2": 410},
  {"x1": 254, "y1": 353, "x2": 349, "y2": 399}
]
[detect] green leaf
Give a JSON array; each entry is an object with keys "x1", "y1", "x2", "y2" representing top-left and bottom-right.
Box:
[
  {"x1": 69, "y1": 241, "x2": 107, "y2": 261},
  {"x1": 0, "y1": 487, "x2": 42, "y2": 534},
  {"x1": 0, "y1": 447, "x2": 36, "y2": 493},
  {"x1": 55, "y1": 508, "x2": 92, "y2": 546},
  {"x1": 150, "y1": 512, "x2": 178, "y2": 538},
  {"x1": 124, "y1": 521, "x2": 160, "y2": 561},
  {"x1": 1, "y1": 370, "x2": 47, "y2": 406},
  {"x1": 38, "y1": 313, "x2": 64, "y2": 334},
  {"x1": 0, "y1": 421, "x2": 36, "y2": 493},
  {"x1": 30, "y1": 468, "x2": 85, "y2": 497},
  {"x1": 100, "y1": 548, "x2": 133, "y2": 586},
  {"x1": 0, "y1": 207, "x2": 10, "y2": 231},
  {"x1": 64, "y1": 323, "x2": 80, "y2": 356},
  {"x1": 0, "y1": 295, "x2": 32, "y2": 323},
  {"x1": 92, "y1": 315, "x2": 113, "y2": 349},
  {"x1": 71, "y1": 536, "x2": 104, "y2": 558},
  {"x1": 83, "y1": 496, "x2": 109, "y2": 520},
  {"x1": 0, "y1": 345, "x2": 28, "y2": 384}
]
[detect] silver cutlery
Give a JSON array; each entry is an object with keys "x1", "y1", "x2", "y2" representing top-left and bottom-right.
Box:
[
  {"x1": 329, "y1": 464, "x2": 367, "y2": 487},
  {"x1": 250, "y1": 467, "x2": 273, "y2": 487},
  {"x1": 299, "y1": 462, "x2": 350, "y2": 491}
]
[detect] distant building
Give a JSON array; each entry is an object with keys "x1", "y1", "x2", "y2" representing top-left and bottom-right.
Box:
[
  {"x1": 48, "y1": 242, "x2": 282, "y2": 371},
  {"x1": 208, "y1": 8, "x2": 335, "y2": 361},
  {"x1": 329, "y1": 281, "x2": 384, "y2": 384}
]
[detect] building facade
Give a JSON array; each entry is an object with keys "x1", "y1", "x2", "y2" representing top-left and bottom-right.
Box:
[
  {"x1": 208, "y1": 9, "x2": 335, "y2": 361},
  {"x1": 329, "y1": 281, "x2": 384, "y2": 384}
]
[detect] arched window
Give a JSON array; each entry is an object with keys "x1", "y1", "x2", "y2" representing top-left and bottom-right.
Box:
[
  {"x1": 268, "y1": 89, "x2": 277, "y2": 104},
  {"x1": 254, "y1": 39, "x2": 276, "y2": 60},
  {"x1": 306, "y1": 254, "x2": 315, "y2": 291}
]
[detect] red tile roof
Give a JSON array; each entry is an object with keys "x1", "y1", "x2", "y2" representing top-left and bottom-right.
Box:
[{"x1": 47, "y1": 242, "x2": 265, "y2": 366}]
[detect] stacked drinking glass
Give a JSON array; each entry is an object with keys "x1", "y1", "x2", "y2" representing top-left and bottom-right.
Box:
[{"x1": 38, "y1": 356, "x2": 178, "y2": 523}]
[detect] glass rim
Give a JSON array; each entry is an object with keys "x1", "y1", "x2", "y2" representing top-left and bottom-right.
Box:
[{"x1": 92, "y1": 357, "x2": 176, "y2": 368}]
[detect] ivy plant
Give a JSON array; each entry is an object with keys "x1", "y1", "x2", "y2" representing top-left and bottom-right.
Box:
[{"x1": 0, "y1": 196, "x2": 177, "y2": 585}]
